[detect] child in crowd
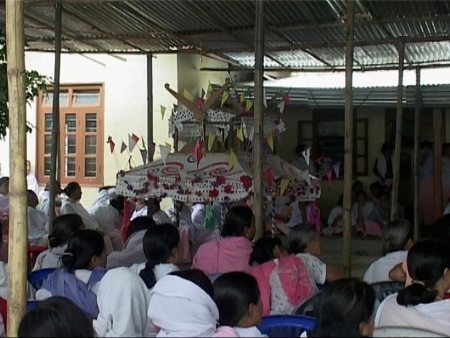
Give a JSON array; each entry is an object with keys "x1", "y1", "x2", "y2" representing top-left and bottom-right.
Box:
[
  {"x1": 375, "y1": 240, "x2": 450, "y2": 336},
  {"x1": 289, "y1": 223, "x2": 343, "y2": 292},
  {"x1": 130, "y1": 223, "x2": 181, "y2": 288},
  {"x1": 36, "y1": 230, "x2": 107, "y2": 318},
  {"x1": 363, "y1": 219, "x2": 413, "y2": 284},
  {"x1": 193, "y1": 206, "x2": 255, "y2": 275},
  {"x1": 250, "y1": 237, "x2": 313, "y2": 316},
  {"x1": 94, "y1": 267, "x2": 152, "y2": 337},
  {"x1": 147, "y1": 269, "x2": 218, "y2": 337},
  {"x1": 274, "y1": 198, "x2": 322, "y2": 235},
  {"x1": 27, "y1": 190, "x2": 49, "y2": 246},
  {"x1": 213, "y1": 272, "x2": 265, "y2": 337},
  {"x1": 106, "y1": 216, "x2": 155, "y2": 269},
  {"x1": 18, "y1": 297, "x2": 95, "y2": 338},
  {"x1": 33, "y1": 214, "x2": 84, "y2": 271},
  {"x1": 308, "y1": 278, "x2": 376, "y2": 337}
]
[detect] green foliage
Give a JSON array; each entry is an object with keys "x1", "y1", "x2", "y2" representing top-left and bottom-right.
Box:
[{"x1": 0, "y1": 33, "x2": 51, "y2": 139}]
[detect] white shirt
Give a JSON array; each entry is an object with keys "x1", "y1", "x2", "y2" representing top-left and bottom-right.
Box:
[
  {"x1": 363, "y1": 250, "x2": 408, "y2": 284},
  {"x1": 295, "y1": 253, "x2": 326, "y2": 292},
  {"x1": 27, "y1": 174, "x2": 40, "y2": 196},
  {"x1": 130, "y1": 206, "x2": 148, "y2": 221},
  {"x1": 233, "y1": 326, "x2": 267, "y2": 337},
  {"x1": 36, "y1": 269, "x2": 101, "y2": 300},
  {"x1": 32, "y1": 245, "x2": 66, "y2": 271},
  {"x1": 327, "y1": 206, "x2": 343, "y2": 227},
  {"x1": 375, "y1": 293, "x2": 450, "y2": 336},
  {"x1": 129, "y1": 262, "x2": 179, "y2": 283},
  {"x1": 60, "y1": 199, "x2": 100, "y2": 230},
  {"x1": 27, "y1": 207, "x2": 48, "y2": 244}
]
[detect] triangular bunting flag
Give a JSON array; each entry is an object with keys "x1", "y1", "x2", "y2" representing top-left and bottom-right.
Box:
[
  {"x1": 120, "y1": 141, "x2": 127, "y2": 154},
  {"x1": 221, "y1": 90, "x2": 229, "y2": 107},
  {"x1": 177, "y1": 140, "x2": 187, "y2": 150},
  {"x1": 267, "y1": 134, "x2": 274, "y2": 151},
  {"x1": 245, "y1": 99, "x2": 253, "y2": 112},
  {"x1": 159, "y1": 144, "x2": 171, "y2": 165},
  {"x1": 282, "y1": 94, "x2": 290, "y2": 105},
  {"x1": 263, "y1": 167, "x2": 274, "y2": 186},
  {"x1": 148, "y1": 142, "x2": 156, "y2": 158},
  {"x1": 160, "y1": 105, "x2": 166, "y2": 120},
  {"x1": 228, "y1": 149, "x2": 238, "y2": 170},
  {"x1": 302, "y1": 147, "x2": 311, "y2": 166},
  {"x1": 277, "y1": 100, "x2": 285, "y2": 114},
  {"x1": 326, "y1": 169, "x2": 333, "y2": 183},
  {"x1": 183, "y1": 89, "x2": 194, "y2": 102},
  {"x1": 106, "y1": 136, "x2": 115, "y2": 154},
  {"x1": 201, "y1": 88, "x2": 206, "y2": 99},
  {"x1": 236, "y1": 127, "x2": 244, "y2": 142},
  {"x1": 140, "y1": 148, "x2": 148, "y2": 165},
  {"x1": 208, "y1": 132, "x2": 216, "y2": 151},
  {"x1": 249, "y1": 126, "x2": 254, "y2": 142},
  {"x1": 332, "y1": 162, "x2": 341, "y2": 178},
  {"x1": 280, "y1": 178, "x2": 290, "y2": 196},
  {"x1": 207, "y1": 82, "x2": 213, "y2": 98},
  {"x1": 193, "y1": 138, "x2": 205, "y2": 167},
  {"x1": 129, "y1": 133, "x2": 140, "y2": 153}
]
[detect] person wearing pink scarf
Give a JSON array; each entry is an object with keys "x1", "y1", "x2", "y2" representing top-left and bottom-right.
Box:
[{"x1": 192, "y1": 206, "x2": 255, "y2": 275}]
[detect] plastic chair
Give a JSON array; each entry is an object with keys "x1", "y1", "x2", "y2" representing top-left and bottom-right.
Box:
[
  {"x1": 370, "y1": 281, "x2": 404, "y2": 303},
  {"x1": 27, "y1": 268, "x2": 56, "y2": 290},
  {"x1": 26, "y1": 300, "x2": 41, "y2": 312},
  {"x1": 258, "y1": 315, "x2": 317, "y2": 338},
  {"x1": 373, "y1": 326, "x2": 446, "y2": 337}
]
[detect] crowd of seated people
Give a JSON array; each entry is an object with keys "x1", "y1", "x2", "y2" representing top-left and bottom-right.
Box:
[{"x1": 0, "y1": 172, "x2": 449, "y2": 337}]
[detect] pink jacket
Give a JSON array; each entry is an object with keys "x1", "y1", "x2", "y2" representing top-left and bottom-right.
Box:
[
  {"x1": 192, "y1": 236, "x2": 253, "y2": 275},
  {"x1": 251, "y1": 255, "x2": 314, "y2": 316}
]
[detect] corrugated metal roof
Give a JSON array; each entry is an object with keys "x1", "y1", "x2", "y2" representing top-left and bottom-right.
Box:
[
  {"x1": 0, "y1": 0, "x2": 449, "y2": 70},
  {"x1": 231, "y1": 84, "x2": 450, "y2": 107}
]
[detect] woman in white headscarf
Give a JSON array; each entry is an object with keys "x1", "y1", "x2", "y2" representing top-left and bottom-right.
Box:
[
  {"x1": 147, "y1": 269, "x2": 219, "y2": 337},
  {"x1": 93, "y1": 267, "x2": 153, "y2": 337}
]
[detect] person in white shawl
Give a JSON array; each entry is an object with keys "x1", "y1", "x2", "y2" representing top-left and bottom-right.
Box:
[
  {"x1": 27, "y1": 190, "x2": 49, "y2": 246},
  {"x1": 148, "y1": 270, "x2": 219, "y2": 337},
  {"x1": 373, "y1": 142, "x2": 394, "y2": 187},
  {"x1": 93, "y1": 267, "x2": 153, "y2": 337}
]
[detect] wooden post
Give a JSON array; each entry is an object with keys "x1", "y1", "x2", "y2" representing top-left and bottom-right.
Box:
[
  {"x1": 5, "y1": 1, "x2": 27, "y2": 335},
  {"x1": 413, "y1": 68, "x2": 421, "y2": 241},
  {"x1": 343, "y1": 0, "x2": 355, "y2": 278},
  {"x1": 253, "y1": 0, "x2": 265, "y2": 240},
  {"x1": 433, "y1": 108, "x2": 443, "y2": 219},
  {"x1": 48, "y1": 1, "x2": 62, "y2": 230},
  {"x1": 147, "y1": 53, "x2": 154, "y2": 161},
  {"x1": 391, "y1": 42, "x2": 405, "y2": 220}
]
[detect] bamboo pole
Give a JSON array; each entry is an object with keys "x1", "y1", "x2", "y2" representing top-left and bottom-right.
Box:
[
  {"x1": 391, "y1": 43, "x2": 405, "y2": 220},
  {"x1": 343, "y1": 0, "x2": 355, "y2": 278},
  {"x1": 147, "y1": 53, "x2": 154, "y2": 161},
  {"x1": 253, "y1": 0, "x2": 265, "y2": 240},
  {"x1": 5, "y1": 1, "x2": 28, "y2": 335},
  {"x1": 413, "y1": 68, "x2": 421, "y2": 241},
  {"x1": 48, "y1": 1, "x2": 62, "y2": 230},
  {"x1": 433, "y1": 108, "x2": 443, "y2": 219}
]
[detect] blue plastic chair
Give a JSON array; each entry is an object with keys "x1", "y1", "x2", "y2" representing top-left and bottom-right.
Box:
[
  {"x1": 258, "y1": 314, "x2": 317, "y2": 338},
  {"x1": 27, "y1": 268, "x2": 56, "y2": 290},
  {"x1": 26, "y1": 300, "x2": 40, "y2": 312}
]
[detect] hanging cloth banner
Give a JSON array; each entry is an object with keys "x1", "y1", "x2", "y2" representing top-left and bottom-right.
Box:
[
  {"x1": 193, "y1": 138, "x2": 205, "y2": 168},
  {"x1": 139, "y1": 149, "x2": 148, "y2": 165},
  {"x1": 302, "y1": 147, "x2": 311, "y2": 166},
  {"x1": 277, "y1": 100, "x2": 285, "y2": 114},
  {"x1": 332, "y1": 161, "x2": 341, "y2": 178},
  {"x1": 221, "y1": 90, "x2": 229, "y2": 107},
  {"x1": 245, "y1": 100, "x2": 253, "y2": 112},
  {"x1": 326, "y1": 169, "x2": 333, "y2": 183}
]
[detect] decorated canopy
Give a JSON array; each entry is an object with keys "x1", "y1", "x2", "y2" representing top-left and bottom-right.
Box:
[{"x1": 116, "y1": 152, "x2": 320, "y2": 203}]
